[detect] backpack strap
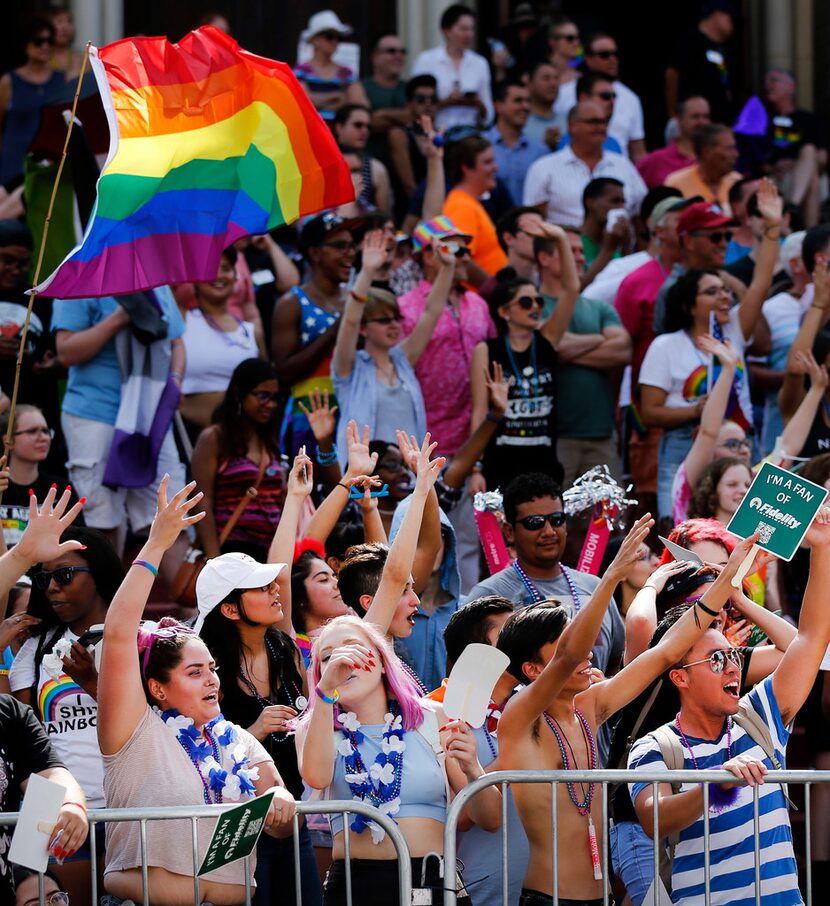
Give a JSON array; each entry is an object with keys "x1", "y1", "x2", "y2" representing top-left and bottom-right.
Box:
[
  {"x1": 733, "y1": 697, "x2": 796, "y2": 809},
  {"x1": 649, "y1": 725, "x2": 686, "y2": 891}
]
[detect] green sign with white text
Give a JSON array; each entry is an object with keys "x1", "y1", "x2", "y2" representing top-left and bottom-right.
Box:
[
  {"x1": 197, "y1": 790, "x2": 275, "y2": 876},
  {"x1": 727, "y1": 462, "x2": 828, "y2": 560}
]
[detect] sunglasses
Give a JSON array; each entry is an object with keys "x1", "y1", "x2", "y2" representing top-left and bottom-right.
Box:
[
  {"x1": 249, "y1": 390, "x2": 279, "y2": 403},
  {"x1": 721, "y1": 437, "x2": 751, "y2": 451},
  {"x1": 591, "y1": 49, "x2": 618, "y2": 59},
  {"x1": 443, "y1": 241, "x2": 471, "y2": 259},
  {"x1": 365, "y1": 315, "x2": 403, "y2": 325},
  {"x1": 698, "y1": 284, "x2": 730, "y2": 297},
  {"x1": 31, "y1": 35, "x2": 55, "y2": 47},
  {"x1": 690, "y1": 230, "x2": 733, "y2": 244},
  {"x1": 412, "y1": 93, "x2": 437, "y2": 104},
  {"x1": 34, "y1": 565, "x2": 92, "y2": 591},
  {"x1": 679, "y1": 647, "x2": 744, "y2": 674},
  {"x1": 379, "y1": 46, "x2": 406, "y2": 54},
  {"x1": 554, "y1": 33, "x2": 580, "y2": 42},
  {"x1": 595, "y1": 91, "x2": 617, "y2": 101},
  {"x1": 516, "y1": 512, "x2": 567, "y2": 530},
  {"x1": 577, "y1": 117, "x2": 610, "y2": 127},
  {"x1": 319, "y1": 31, "x2": 342, "y2": 41},
  {"x1": 513, "y1": 294, "x2": 542, "y2": 310},
  {"x1": 321, "y1": 240, "x2": 356, "y2": 253}
]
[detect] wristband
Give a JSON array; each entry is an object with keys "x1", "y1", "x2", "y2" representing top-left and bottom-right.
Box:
[
  {"x1": 485, "y1": 412, "x2": 503, "y2": 424},
  {"x1": 316, "y1": 445, "x2": 339, "y2": 466},
  {"x1": 62, "y1": 801, "x2": 87, "y2": 813},
  {"x1": 169, "y1": 370, "x2": 183, "y2": 381},
  {"x1": 350, "y1": 290, "x2": 368, "y2": 303},
  {"x1": 695, "y1": 598, "x2": 720, "y2": 618},
  {"x1": 337, "y1": 482, "x2": 350, "y2": 492},
  {"x1": 315, "y1": 685, "x2": 340, "y2": 705},
  {"x1": 133, "y1": 559, "x2": 159, "y2": 577}
]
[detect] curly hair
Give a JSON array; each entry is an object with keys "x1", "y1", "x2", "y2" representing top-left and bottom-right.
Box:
[
  {"x1": 688, "y1": 456, "x2": 751, "y2": 519},
  {"x1": 211, "y1": 358, "x2": 280, "y2": 462},
  {"x1": 663, "y1": 268, "x2": 720, "y2": 333}
]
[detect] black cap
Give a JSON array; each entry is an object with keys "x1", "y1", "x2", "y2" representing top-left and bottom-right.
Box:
[{"x1": 298, "y1": 211, "x2": 361, "y2": 257}]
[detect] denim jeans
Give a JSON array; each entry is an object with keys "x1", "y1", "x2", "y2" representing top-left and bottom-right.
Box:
[
  {"x1": 657, "y1": 424, "x2": 694, "y2": 518},
  {"x1": 609, "y1": 820, "x2": 656, "y2": 906},
  {"x1": 255, "y1": 822, "x2": 322, "y2": 906}
]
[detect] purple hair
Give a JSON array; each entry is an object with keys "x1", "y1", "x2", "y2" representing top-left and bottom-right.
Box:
[{"x1": 301, "y1": 615, "x2": 425, "y2": 731}]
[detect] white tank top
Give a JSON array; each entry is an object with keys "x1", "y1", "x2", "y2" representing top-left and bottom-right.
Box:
[{"x1": 181, "y1": 309, "x2": 258, "y2": 394}]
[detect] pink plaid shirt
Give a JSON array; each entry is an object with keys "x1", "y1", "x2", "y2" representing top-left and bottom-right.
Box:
[{"x1": 399, "y1": 280, "x2": 496, "y2": 456}]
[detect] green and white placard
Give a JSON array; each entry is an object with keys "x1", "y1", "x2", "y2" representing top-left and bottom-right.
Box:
[
  {"x1": 198, "y1": 790, "x2": 275, "y2": 876},
  {"x1": 727, "y1": 462, "x2": 828, "y2": 561}
]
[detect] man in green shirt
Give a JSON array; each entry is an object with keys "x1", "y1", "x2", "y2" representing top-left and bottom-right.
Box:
[
  {"x1": 580, "y1": 176, "x2": 630, "y2": 289},
  {"x1": 358, "y1": 32, "x2": 409, "y2": 162},
  {"x1": 535, "y1": 228, "x2": 631, "y2": 486}
]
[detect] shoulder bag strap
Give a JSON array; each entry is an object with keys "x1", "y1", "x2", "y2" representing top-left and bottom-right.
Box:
[{"x1": 218, "y1": 447, "x2": 271, "y2": 547}]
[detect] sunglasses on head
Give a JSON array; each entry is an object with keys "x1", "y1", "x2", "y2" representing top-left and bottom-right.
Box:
[
  {"x1": 516, "y1": 512, "x2": 566, "y2": 530},
  {"x1": 365, "y1": 314, "x2": 403, "y2": 325},
  {"x1": 514, "y1": 294, "x2": 542, "y2": 310},
  {"x1": 690, "y1": 230, "x2": 733, "y2": 244},
  {"x1": 679, "y1": 647, "x2": 743, "y2": 674},
  {"x1": 34, "y1": 565, "x2": 92, "y2": 590}
]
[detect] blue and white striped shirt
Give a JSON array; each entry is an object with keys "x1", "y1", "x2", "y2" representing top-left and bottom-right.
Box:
[{"x1": 628, "y1": 677, "x2": 802, "y2": 906}]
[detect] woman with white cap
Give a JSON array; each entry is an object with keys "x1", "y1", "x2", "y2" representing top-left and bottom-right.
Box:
[
  {"x1": 197, "y1": 450, "x2": 323, "y2": 905},
  {"x1": 96, "y1": 478, "x2": 297, "y2": 906},
  {"x1": 295, "y1": 10, "x2": 364, "y2": 125}
]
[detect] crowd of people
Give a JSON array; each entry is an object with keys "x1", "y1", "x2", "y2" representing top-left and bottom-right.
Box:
[{"x1": 1, "y1": 1, "x2": 830, "y2": 905}]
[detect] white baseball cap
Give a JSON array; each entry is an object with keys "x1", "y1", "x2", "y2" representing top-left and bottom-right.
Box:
[
  {"x1": 301, "y1": 10, "x2": 352, "y2": 42},
  {"x1": 194, "y1": 553, "x2": 287, "y2": 632}
]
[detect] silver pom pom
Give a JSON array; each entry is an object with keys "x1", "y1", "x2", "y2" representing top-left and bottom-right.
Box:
[
  {"x1": 473, "y1": 490, "x2": 504, "y2": 513},
  {"x1": 562, "y1": 465, "x2": 638, "y2": 528}
]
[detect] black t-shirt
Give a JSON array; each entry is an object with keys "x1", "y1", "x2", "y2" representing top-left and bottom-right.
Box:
[
  {"x1": 215, "y1": 632, "x2": 305, "y2": 799},
  {"x1": 483, "y1": 333, "x2": 562, "y2": 490},
  {"x1": 0, "y1": 695, "x2": 64, "y2": 901},
  {"x1": 766, "y1": 108, "x2": 824, "y2": 163},
  {"x1": 670, "y1": 29, "x2": 734, "y2": 123},
  {"x1": 0, "y1": 470, "x2": 74, "y2": 549},
  {"x1": 797, "y1": 406, "x2": 830, "y2": 461},
  {"x1": 608, "y1": 648, "x2": 753, "y2": 823}
]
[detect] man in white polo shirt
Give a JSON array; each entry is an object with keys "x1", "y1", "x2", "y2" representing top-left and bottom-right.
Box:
[{"x1": 523, "y1": 100, "x2": 647, "y2": 228}]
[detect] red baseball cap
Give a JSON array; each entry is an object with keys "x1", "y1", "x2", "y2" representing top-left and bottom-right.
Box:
[{"x1": 676, "y1": 202, "x2": 738, "y2": 236}]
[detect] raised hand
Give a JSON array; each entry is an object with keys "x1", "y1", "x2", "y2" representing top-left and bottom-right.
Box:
[
  {"x1": 395, "y1": 430, "x2": 420, "y2": 475},
  {"x1": 0, "y1": 613, "x2": 40, "y2": 651},
  {"x1": 804, "y1": 504, "x2": 830, "y2": 548},
  {"x1": 62, "y1": 641, "x2": 98, "y2": 696},
  {"x1": 796, "y1": 350, "x2": 829, "y2": 393},
  {"x1": 696, "y1": 334, "x2": 738, "y2": 369},
  {"x1": 717, "y1": 531, "x2": 762, "y2": 585},
  {"x1": 440, "y1": 719, "x2": 482, "y2": 781},
  {"x1": 642, "y1": 558, "x2": 691, "y2": 594},
  {"x1": 604, "y1": 514, "x2": 655, "y2": 583},
  {"x1": 413, "y1": 433, "x2": 446, "y2": 496},
  {"x1": 483, "y1": 360, "x2": 510, "y2": 418},
  {"x1": 286, "y1": 449, "x2": 314, "y2": 499},
  {"x1": 13, "y1": 486, "x2": 86, "y2": 567},
  {"x1": 345, "y1": 420, "x2": 378, "y2": 478},
  {"x1": 298, "y1": 387, "x2": 338, "y2": 443},
  {"x1": 418, "y1": 115, "x2": 444, "y2": 161},
  {"x1": 317, "y1": 642, "x2": 375, "y2": 695},
  {"x1": 359, "y1": 229, "x2": 388, "y2": 276},
  {"x1": 147, "y1": 477, "x2": 206, "y2": 553},
  {"x1": 434, "y1": 240, "x2": 458, "y2": 270},
  {"x1": 755, "y1": 177, "x2": 783, "y2": 226}
]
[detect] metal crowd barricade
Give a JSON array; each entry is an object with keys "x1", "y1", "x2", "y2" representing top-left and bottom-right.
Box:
[
  {"x1": 443, "y1": 769, "x2": 830, "y2": 906},
  {"x1": 0, "y1": 799, "x2": 412, "y2": 906}
]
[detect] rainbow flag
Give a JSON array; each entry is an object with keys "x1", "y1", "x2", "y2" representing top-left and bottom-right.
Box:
[{"x1": 35, "y1": 26, "x2": 353, "y2": 298}]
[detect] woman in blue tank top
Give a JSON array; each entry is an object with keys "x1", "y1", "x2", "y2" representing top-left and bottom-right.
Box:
[{"x1": 297, "y1": 615, "x2": 502, "y2": 905}]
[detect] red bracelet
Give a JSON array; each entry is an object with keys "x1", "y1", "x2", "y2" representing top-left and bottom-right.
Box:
[{"x1": 62, "y1": 801, "x2": 87, "y2": 813}]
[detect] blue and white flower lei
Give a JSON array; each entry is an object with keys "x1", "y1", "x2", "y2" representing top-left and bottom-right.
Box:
[
  {"x1": 337, "y1": 705, "x2": 405, "y2": 844},
  {"x1": 160, "y1": 708, "x2": 259, "y2": 803}
]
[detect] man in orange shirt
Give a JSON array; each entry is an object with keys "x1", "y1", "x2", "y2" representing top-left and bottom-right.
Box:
[
  {"x1": 665, "y1": 122, "x2": 741, "y2": 214},
  {"x1": 443, "y1": 135, "x2": 510, "y2": 279}
]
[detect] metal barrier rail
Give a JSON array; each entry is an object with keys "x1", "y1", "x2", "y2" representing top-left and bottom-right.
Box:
[
  {"x1": 0, "y1": 799, "x2": 413, "y2": 906},
  {"x1": 443, "y1": 769, "x2": 830, "y2": 906}
]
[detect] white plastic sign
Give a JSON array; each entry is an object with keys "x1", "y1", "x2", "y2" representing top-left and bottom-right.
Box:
[
  {"x1": 9, "y1": 773, "x2": 66, "y2": 872},
  {"x1": 443, "y1": 643, "x2": 510, "y2": 728}
]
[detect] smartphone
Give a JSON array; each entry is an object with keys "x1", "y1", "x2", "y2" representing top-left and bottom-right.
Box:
[{"x1": 77, "y1": 627, "x2": 104, "y2": 647}]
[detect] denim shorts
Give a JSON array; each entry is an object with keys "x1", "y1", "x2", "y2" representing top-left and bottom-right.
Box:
[{"x1": 609, "y1": 820, "x2": 656, "y2": 906}]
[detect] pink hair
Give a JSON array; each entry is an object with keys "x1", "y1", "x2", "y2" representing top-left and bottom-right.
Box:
[
  {"x1": 300, "y1": 615, "x2": 425, "y2": 731},
  {"x1": 657, "y1": 518, "x2": 736, "y2": 567}
]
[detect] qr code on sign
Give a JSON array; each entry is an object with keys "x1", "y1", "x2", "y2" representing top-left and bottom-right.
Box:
[
  {"x1": 756, "y1": 521, "x2": 776, "y2": 544},
  {"x1": 243, "y1": 817, "x2": 264, "y2": 838}
]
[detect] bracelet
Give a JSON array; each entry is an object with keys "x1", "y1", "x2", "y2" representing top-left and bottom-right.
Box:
[
  {"x1": 133, "y1": 559, "x2": 159, "y2": 577},
  {"x1": 350, "y1": 290, "x2": 368, "y2": 303},
  {"x1": 62, "y1": 801, "x2": 87, "y2": 813},
  {"x1": 315, "y1": 685, "x2": 340, "y2": 705},
  {"x1": 169, "y1": 370, "x2": 183, "y2": 381},
  {"x1": 336, "y1": 481, "x2": 350, "y2": 492},
  {"x1": 485, "y1": 412, "x2": 503, "y2": 424},
  {"x1": 316, "y1": 445, "x2": 339, "y2": 466},
  {"x1": 695, "y1": 598, "x2": 720, "y2": 618}
]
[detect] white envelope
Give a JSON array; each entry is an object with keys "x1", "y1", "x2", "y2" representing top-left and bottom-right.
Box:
[
  {"x1": 9, "y1": 773, "x2": 66, "y2": 872},
  {"x1": 443, "y1": 643, "x2": 510, "y2": 728}
]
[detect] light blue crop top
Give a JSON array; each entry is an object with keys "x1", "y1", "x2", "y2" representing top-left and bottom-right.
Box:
[{"x1": 327, "y1": 722, "x2": 447, "y2": 836}]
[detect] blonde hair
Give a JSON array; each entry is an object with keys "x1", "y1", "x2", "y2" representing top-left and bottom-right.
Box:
[{"x1": 362, "y1": 288, "x2": 400, "y2": 323}]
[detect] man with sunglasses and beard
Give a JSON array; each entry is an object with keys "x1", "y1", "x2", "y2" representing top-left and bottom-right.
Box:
[
  {"x1": 628, "y1": 506, "x2": 830, "y2": 905},
  {"x1": 467, "y1": 472, "x2": 626, "y2": 687}
]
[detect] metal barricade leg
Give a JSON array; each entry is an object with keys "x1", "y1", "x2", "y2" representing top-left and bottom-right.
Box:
[
  {"x1": 502, "y1": 781, "x2": 509, "y2": 906},
  {"x1": 293, "y1": 813, "x2": 302, "y2": 906}
]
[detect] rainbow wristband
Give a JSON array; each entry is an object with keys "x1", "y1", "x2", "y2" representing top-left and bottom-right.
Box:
[
  {"x1": 133, "y1": 559, "x2": 159, "y2": 578},
  {"x1": 315, "y1": 685, "x2": 340, "y2": 705}
]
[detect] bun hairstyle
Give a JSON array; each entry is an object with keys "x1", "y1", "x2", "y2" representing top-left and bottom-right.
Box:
[
  {"x1": 137, "y1": 616, "x2": 198, "y2": 704},
  {"x1": 489, "y1": 267, "x2": 535, "y2": 333}
]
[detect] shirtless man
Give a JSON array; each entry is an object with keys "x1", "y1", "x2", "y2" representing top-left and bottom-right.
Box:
[
  {"x1": 496, "y1": 514, "x2": 756, "y2": 904},
  {"x1": 271, "y1": 212, "x2": 355, "y2": 454}
]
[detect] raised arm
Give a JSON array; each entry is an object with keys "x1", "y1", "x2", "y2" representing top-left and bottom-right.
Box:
[
  {"x1": 401, "y1": 244, "x2": 456, "y2": 365},
  {"x1": 363, "y1": 435, "x2": 445, "y2": 633},
  {"x1": 623, "y1": 559, "x2": 692, "y2": 665},
  {"x1": 332, "y1": 230, "x2": 387, "y2": 379},
  {"x1": 537, "y1": 224, "x2": 580, "y2": 348},
  {"x1": 737, "y1": 179, "x2": 784, "y2": 342},
  {"x1": 777, "y1": 351, "x2": 828, "y2": 462},
  {"x1": 251, "y1": 233, "x2": 300, "y2": 294},
  {"x1": 419, "y1": 116, "x2": 446, "y2": 222},
  {"x1": 498, "y1": 514, "x2": 654, "y2": 737},
  {"x1": 468, "y1": 342, "x2": 491, "y2": 434},
  {"x1": 588, "y1": 534, "x2": 759, "y2": 724},
  {"x1": 267, "y1": 450, "x2": 313, "y2": 635},
  {"x1": 682, "y1": 335, "x2": 738, "y2": 491},
  {"x1": 773, "y1": 506, "x2": 830, "y2": 724},
  {"x1": 97, "y1": 480, "x2": 204, "y2": 755},
  {"x1": 297, "y1": 387, "x2": 341, "y2": 488}
]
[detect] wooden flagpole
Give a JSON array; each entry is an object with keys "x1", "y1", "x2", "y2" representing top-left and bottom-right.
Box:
[{"x1": 0, "y1": 42, "x2": 93, "y2": 503}]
